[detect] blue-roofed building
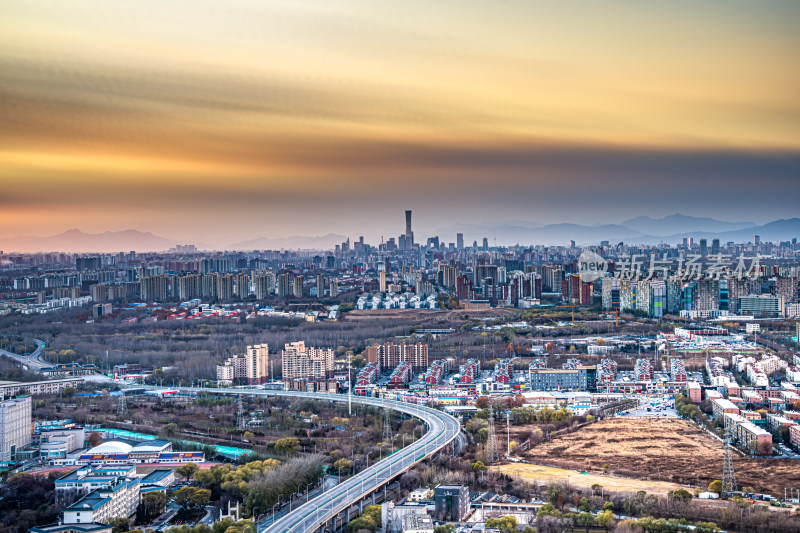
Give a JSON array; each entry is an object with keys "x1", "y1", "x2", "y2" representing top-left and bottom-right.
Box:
[{"x1": 62, "y1": 477, "x2": 140, "y2": 525}]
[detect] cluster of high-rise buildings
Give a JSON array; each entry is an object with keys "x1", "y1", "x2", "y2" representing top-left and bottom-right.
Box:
[
  {"x1": 2, "y1": 210, "x2": 799, "y2": 316},
  {"x1": 599, "y1": 275, "x2": 798, "y2": 318},
  {"x1": 216, "y1": 341, "x2": 335, "y2": 388}
]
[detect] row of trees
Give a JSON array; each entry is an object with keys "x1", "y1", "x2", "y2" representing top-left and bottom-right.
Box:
[{"x1": 191, "y1": 456, "x2": 324, "y2": 517}]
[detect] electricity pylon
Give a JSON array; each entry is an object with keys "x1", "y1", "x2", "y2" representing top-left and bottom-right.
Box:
[
  {"x1": 486, "y1": 405, "x2": 499, "y2": 464},
  {"x1": 722, "y1": 427, "x2": 737, "y2": 498}
]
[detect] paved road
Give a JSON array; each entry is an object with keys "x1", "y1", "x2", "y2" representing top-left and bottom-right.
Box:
[
  {"x1": 158, "y1": 387, "x2": 460, "y2": 533},
  {"x1": 0, "y1": 337, "x2": 48, "y2": 370}
]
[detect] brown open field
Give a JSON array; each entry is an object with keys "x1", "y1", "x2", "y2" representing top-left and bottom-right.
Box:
[
  {"x1": 517, "y1": 418, "x2": 800, "y2": 496},
  {"x1": 493, "y1": 463, "x2": 691, "y2": 496}
]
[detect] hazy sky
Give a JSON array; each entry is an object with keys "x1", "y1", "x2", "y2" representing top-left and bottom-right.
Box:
[{"x1": 2, "y1": 1, "x2": 799, "y2": 245}]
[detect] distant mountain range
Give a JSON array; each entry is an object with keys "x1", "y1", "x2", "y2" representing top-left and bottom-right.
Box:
[
  {"x1": 0, "y1": 229, "x2": 174, "y2": 253},
  {"x1": 620, "y1": 214, "x2": 754, "y2": 235},
  {"x1": 1, "y1": 214, "x2": 798, "y2": 252},
  {"x1": 228, "y1": 233, "x2": 348, "y2": 251},
  {"x1": 434, "y1": 214, "x2": 800, "y2": 246}
]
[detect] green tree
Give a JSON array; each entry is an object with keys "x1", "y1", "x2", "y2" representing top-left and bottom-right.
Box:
[
  {"x1": 242, "y1": 431, "x2": 255, "y2": 442},
  {"x1": 173, "y1": 486, "x2": 198, "y2": 508},
  {"x1": 108, "y1": 517, "x2": 131, "y2": 533},
  {"x1": 537, "y1": 503, "x2": 561, "y2": 518},
  {"x1": 176, "y1": 462, "x2": 199, "y2": 481},
  {"x1": 334, "y1": 458, "x2": 353, "y2": 474},
  {"x1": 597, "y1": 509, "x2": 615, "y2": 529},
  {"x1": 345, "y1": 516, "x2": 377, "y2": 533},
  {"x1": 669, "y1": 489, "x2": 692, "y2": 503},
  {"x1": 190, "y1": 488, "x2": 211, "y2": 507},
  {"x1": 485, "y1": 516, "x2": 518, "y2": 533},
  {"x1": 274, "y1": 437, "x2": 301, "y2": 456},
  {"x1": 576, "y1": 512, "x2": 596, "y2": 530},
  {"x1": 138, "y1": 491, "x2": 168, "y2": 522},
  {"x1": 434, "y1": 525, "x2": 456, "y2": 533},
  {"x1": 472, "y1": 460, "x2": 487, "y2": 472},
  {"x1": 708, "y1": 480, "x2": 723, "y2": 493},
  {"x1": 162, "y1": 422, "x2": 178, "y2": 438}
]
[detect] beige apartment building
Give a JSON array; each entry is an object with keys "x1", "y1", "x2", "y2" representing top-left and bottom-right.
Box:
[{"x1": 281, "y1": 341, "x2": 334, "y2": 381}]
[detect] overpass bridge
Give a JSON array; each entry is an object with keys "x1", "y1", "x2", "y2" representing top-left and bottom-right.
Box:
[
  {"x1": 168, "y1": 387, "x2": 461, "y2": 533},
  {"x1": 0, "y1": 338, "x2": 48, "y2": 370}
]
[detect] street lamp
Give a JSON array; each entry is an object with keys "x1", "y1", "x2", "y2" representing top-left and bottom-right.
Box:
[
  {"x1": 306, "y1": 482, "x2": 314, "y2": 502},
  {"x1": 271, "y1": 502, "x2": 279, "y2": 523}
]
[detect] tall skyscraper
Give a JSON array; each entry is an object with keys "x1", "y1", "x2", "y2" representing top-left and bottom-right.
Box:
[
  {"x1": 402, "y1": 209, "x2": 414, "y2": 250},
  {"x1": 699, "y1": 238, "x2": 707, "y2": 257},
  {"x1": 456, "y1": 233, "x2": 464, "y2": 250},
  {"x1": 379, "y1": 270, "x2": 387, "y2": 293},
  {"x1": 711, "y1": 238, "x2": 720, "y2": 255}
]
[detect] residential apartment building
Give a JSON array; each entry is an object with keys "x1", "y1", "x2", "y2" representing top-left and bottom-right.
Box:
[
  {"x1": 62, "y1": 478, "x2": 141, "y2": 525},
  {"x1": 177, "y1": 273, "x2": 201, "y2": 300},
  {"x1": 254, "y1": 270, "x2": 276, "y2": 299},
  {"x1": 0, "y1": 378, "x2": 83, "y2": 401},
  {"x1": 364, "y1": 342, "x2": 429, "y2": 371},
  {"x1": 217, "y1": 274, "x2": 234, "y2": 300},
  {"x1": 712, "y1": 398, "x2": 740, "y2": 419},
  {"x1": 277, "y1": 273, "x2": 291, "y2": 298},
  {"x1": 0, "y1": 396, "x2": 32, "y2": 462},
  {"x1": 316, "y1": 274, "x2": 325, "y2": 298},
  {"x1": 234, "y1": 273, "x2": 250, "y2": 300},
  {"x1": 292, "y1": 275, "x2": 304, "y2": 298},
  {"x1": 245, "y1": 344, "x2": 270, "y2": 384},
  {"x1": 140, "y1": 275, "x2": 168, "y2": 302},
  {"x1": 216, "y1": 354, "x2": 247, "y2": 383},
  {"x1": 281, "y1": 341, "x2": 334, "y2": 381},
  {"x1": 528, "y1": 367, "x2": 597, "y2": 392}
]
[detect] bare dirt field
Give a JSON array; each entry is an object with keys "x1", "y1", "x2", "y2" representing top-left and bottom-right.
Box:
[
  {"x1": 516, "y1": 418, "x2": 800, "y2": 496},
  {"x1": 493, "y1": 463, "x2": 690, "y2": 496}
]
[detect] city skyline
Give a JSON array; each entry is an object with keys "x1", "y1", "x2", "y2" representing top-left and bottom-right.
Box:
[{"x1": 2, "y1": 1, "x2": 799, "y2": 243}]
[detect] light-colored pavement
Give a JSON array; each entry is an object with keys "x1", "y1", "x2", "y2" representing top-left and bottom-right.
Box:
[{"x1": 0, "y1": 338, "x2": 48, "y2": 370}]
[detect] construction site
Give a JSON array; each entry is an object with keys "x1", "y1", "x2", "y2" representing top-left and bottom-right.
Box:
[{"x1": 514, "y1": 418, "x2": 800, "y2": 496}]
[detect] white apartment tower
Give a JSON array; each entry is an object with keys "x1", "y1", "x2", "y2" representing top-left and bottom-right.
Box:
[
  {"x1": 245, "y1": 344, "x2": 270, "y2": 384},
  {"x1": 0, "y1": 396, "x2": 32, "y2": 462}
]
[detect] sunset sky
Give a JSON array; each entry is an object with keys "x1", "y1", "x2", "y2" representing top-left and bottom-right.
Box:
[{"x1": 2, "y1": 1, "x2": 799, "y2": 246}]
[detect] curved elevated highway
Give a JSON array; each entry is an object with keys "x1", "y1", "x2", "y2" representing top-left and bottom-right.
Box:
[
  {"x1": 176, "y1": 388, "x2": 460, "y2": 533},
  {"x1": 0, "y1": 338, "x2": 48, "y2": 370}
]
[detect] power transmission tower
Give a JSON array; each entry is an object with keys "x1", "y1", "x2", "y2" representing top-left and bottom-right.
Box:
[
  {"x1": 486, "y1": 406, "x2": 499, "y2": 464},
  {"x1": 506, "y1": 411, "x2": 511, "y2": 456},
  {"x1": 722, "y1": 427, "x2": 737, "y2": 498},
  {"x1": 236, "y1": 395, "x2": 245, "y2": 431},
  {"x1": 116, "y1": 393, "x2": 127, "y2": 417},
  {"x1": 383, "y1": 407, "x2": 393, "y2": 444}
]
